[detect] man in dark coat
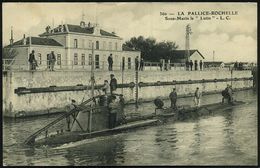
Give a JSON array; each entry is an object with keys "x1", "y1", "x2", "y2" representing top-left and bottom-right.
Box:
[
  {"x1": 135, "y1": 56, "x2": 139, "y2": 71},
  {"x1": 50, "y1": 51, "x2": 56, "y2": 71},
  {"x1": 110, "y1": 74, "x2": 117, "y2": 94},
  {"x1": 139, "y1": 58, "x2": 144, "y2": 71},
  {"x1": 190, "y1": 60, "x2": 193, "y2": 71},
  {"x1": 199, "y1": 60, "x2": 203, "y2": 70},
  {"x1": 47, "y1": 53, "x2": 51, "y2": 70},
  {"x1": 186, "y1": 60, "x2": 190, "y2": 71},
  {"x1": 108, "y1": 54, "x2": 113, "y2": 71},
  {"x1": 169, "y1": 88, "x2": 177, "y2": 109},
  {"x1": 28, "y1": 50, "x2": 37, "y2": 70},
  {"x1": 194, "y1": 60, "x2": 198, "y2": 71}
]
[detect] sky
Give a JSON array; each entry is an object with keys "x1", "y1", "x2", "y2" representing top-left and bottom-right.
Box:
[{"x1": 2, "y1": 2, "x2": 257, "y2": 62}]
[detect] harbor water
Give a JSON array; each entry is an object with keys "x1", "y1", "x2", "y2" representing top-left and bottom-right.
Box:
[{"x1": 3, "y1": 89, "x2": 257, "y2": 166}]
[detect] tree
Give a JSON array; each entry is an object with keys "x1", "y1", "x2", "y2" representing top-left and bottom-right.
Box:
[
  {"x1": 2, "y1": 47, "x2": 18, "y2": 70},
  {"x1": 123, "y1": 36, "x2": 178, "y2": 62},
  {"x1": 3, "y1": 47, "x2": 18, "y2": 59}
]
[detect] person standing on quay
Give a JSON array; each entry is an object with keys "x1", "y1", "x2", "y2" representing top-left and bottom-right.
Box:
[
  {"x1": 199, "y1": 60, "x2": 203, "y2": 71},
  {"x1": 47, "y1": 53, "x2": 51, "y2": 70},
  {"x1": 28, "y1": 50, "x2": 37, "y2": 70},
  {"x1": 101, "y1": 80, "x2": 110, "y2": 95},
  {"x1": 169, "y1": 88, "x2": 178, "y2": 109},
  {"x1": 186, "y1": 60, "x2": 190, "y2": 71},
  {"x1": 190, "y1": 60, "x2": 193, "y2": 71},
  {"x1": 110, "y1": 74, "x2": 117, "y2": 94},
  {"x1": 194, "y1": 60, "x2": 198, "y2": 71},
  {"x1": 108, "y1": 54, "x2": 113, "y2": 71},
  {"x1": 193, "y1": 87, "x2": 202, "y2": 107},
  {"x1": 139, "y1": 58, "x2": 144, "y2": 71},
  {"x1": 135, "y1": 56, "x2": 139, "y2": 71},
  {"x1": 50, "y1": 51, "x2": 56, "y2": 71}
]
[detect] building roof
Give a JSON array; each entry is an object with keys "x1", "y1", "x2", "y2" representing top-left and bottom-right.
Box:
[
  {"x1": 171, "y1": 50, "x2": 205, "y2": 59},
  {"x1": 5, "y1": 37, "x2": 63, "y2": 47},
  {"x1": 204, "y1": 61, "x2": 224, "y2": 66},
  {"x1": 39, "y1": 24, "x2": 119, "y2": 37}
]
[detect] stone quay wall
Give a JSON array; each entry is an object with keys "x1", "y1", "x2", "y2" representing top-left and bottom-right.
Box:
[{"x1": 2, "y1": 69, "x2": 253, "y2": 117}]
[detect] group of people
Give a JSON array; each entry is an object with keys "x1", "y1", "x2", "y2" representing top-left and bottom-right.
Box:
[
  {"x1": 233, "y1": 61, "x2": 244, "y2": 71},
  {"x1": 185, "y1": 60, "x2": 203, "y2": 71},
  {"x1": 135, "y1": 56, "x2": 144, "y2": 71},
  {"x1": 101, "y1": 74, "x2": 118, "y2": 95},
  {"x1": 28, "y1": 50, "x2": 56, "y2": 71},
  {"x1": 169, "y1": 87, "x2": 202, "y2": 109},
  {"x1": 168, "y1": 84, "x2": 234, "y2": 110},
  {"x1": 221, "y1": 84, "x2": 234, "y2": 104}
]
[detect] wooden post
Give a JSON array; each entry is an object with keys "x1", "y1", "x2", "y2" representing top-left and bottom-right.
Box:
[
  {"x1": 121, "y1": 62, "x2": 124, "y2": 94},
  {"x1": 135, "y1": 68, "x2": 139, "y2": 108}
]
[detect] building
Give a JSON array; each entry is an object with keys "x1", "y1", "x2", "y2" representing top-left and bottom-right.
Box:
[
  {"x1": 4, "y1": 19, "x2": 140, "y2": 71},
  {"x1": 170, "y1": 49, "x2": 205, "y2": 63}
]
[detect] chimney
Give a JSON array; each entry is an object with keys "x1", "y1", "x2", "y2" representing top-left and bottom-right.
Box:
[
  {"x1": 93, "y1": 23, "x2": 100, "y2": 35},
  {"x1": 23, "y1": 34, "x2": 26, "y2": 45},
  {"x1": 10, "y1": 26, "x2": 14, "y2": 45}
]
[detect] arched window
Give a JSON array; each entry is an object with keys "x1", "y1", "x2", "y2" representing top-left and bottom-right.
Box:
[
  {"x1": 96, "y1": 41, "x2": 99, "y2": 50},
  {"x1": 74, "y1": 53, "x2": 78, "y2": 65},
  {"x1": 74, "y1": 39, "x2": 78, "y2": 48},
  {"x1": 57, "y1": 54, "x2": 61, "y2": 65},
  {"x1": 81, "y1": 54, "x2": 85, "y2": 65}
]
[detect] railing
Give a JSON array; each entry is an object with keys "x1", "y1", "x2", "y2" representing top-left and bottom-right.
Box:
[{"x1": 2, "y1": 58, "x2": 253, "y2": 72}]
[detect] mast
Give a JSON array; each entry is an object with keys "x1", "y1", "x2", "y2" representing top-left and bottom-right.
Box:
[
  {"x1": 89, "y1": 42, "x2": 95, "y2": 133},
  {"x1": 213, "y1": 50, "x2": 215, "y2": 62},
  {"x1": 185, "y1": 24, "x2": 192, "y2": 61},
  {"x1": 91, "y1": 42, "x2": 95, "y2": 97}
]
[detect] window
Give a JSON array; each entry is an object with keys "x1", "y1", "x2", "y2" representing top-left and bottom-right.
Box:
[
  {"x1": 103, "y1": 41, "x2": 106, "y2": 50},
  {"x1": 81, "y1": 54, "x2": 85, "y2": 65},
  {"x1": 115, "y1": 42, "x2": 118, "y2": 51},
  {"x1": 37, "y1": 53, "x2": 41, "y2": 65},
  {"x1": 128, "y1": 57, "x2": 131, "y2": 69},
  {"x1": 82, "y1": 39, "x2": 85, "y2": 48},
  {"x1": 89, "y1": 40, "x2": 92, "y2": 49},
  {"x1": 74, "y1": 39, "x2": 78, "y2": 48},
  {"x1": 95, "y1": 55, "x2": 99, "y2": 69},
  {"x1": 96, "y1": 41, "x2": 99, "y2": 50},
  {"x1": 109, "y1": 42, "x2": 112, "y2": 50},
  {"x1": 74, "y1": 53, "x2": 78, "y2": 65},
  {"x1": 88, "y1": 54, "x2": 92, "y2": 65},
  {"x1": 57, "y1": 54, "x2": 61, "y2": 65}
]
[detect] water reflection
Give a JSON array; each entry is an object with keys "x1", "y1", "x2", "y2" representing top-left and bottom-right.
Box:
[{"x1": 60, "y1": 134, "x2": 126, "y2": 166}]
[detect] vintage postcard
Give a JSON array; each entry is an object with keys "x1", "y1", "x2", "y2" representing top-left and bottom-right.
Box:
[{"x1": 2, "y1": 2, "x2": 258, "y2": 166}]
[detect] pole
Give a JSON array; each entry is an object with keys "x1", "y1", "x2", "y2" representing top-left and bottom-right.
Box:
[
  {"x1": 213, "y1": 50, "x2": 215, "y2": 62},
  {"x1": 135, "y1": 69, "x2": 138, "y2": 108},
  {"x1": 231, "y1": 68, "x2": 233, "y2": 87},
  {"x1": 121, "y1": 62, "x2": 124, "y2": 95},
  {"x1": 89, "y1": 42, "x2": 94, "y2": 133}
]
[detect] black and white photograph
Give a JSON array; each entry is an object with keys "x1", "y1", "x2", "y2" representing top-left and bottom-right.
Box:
[{"x1": 2, "y1": 2, "x2": 258, "y2": 166}]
